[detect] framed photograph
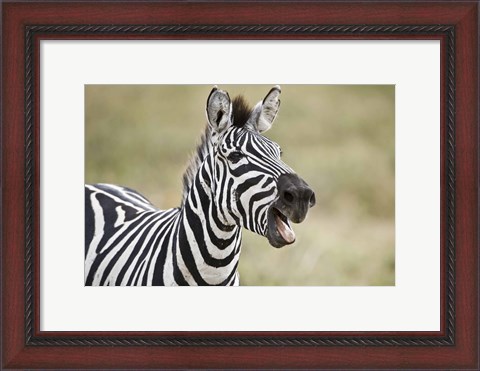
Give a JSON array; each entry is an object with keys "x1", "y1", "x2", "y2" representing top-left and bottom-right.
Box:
[{"x1": 2, "y1": 1, "x2": 478, "y2": 369}]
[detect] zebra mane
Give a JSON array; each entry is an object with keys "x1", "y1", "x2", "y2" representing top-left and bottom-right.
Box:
[
  {"x1": 231, "y1": 95, "x2": 253, "y2": 129},
  {"x1": 181, "y1": 95, "x2": 253, "y2": 204}
]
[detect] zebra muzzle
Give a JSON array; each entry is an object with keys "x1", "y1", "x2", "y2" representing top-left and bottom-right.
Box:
[{"x1": 266, "y1": 173, "x2": 315, "y2": 248}]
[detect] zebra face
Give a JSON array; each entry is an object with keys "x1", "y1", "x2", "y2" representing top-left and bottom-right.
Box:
[{"x1": 206, "y1": 86, "x2": 316, "y2": 248}]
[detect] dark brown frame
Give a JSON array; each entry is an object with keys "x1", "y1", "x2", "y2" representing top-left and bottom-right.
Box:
[{"x1": 2, "y1": 1, "x2": 478, "y2": 369}]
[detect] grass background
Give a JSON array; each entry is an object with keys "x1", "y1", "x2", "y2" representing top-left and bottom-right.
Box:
[{"x1": 85, "y1": 85, "x2": 395, "y2": 286}]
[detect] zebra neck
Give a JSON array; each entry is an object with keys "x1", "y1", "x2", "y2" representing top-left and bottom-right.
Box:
[{"x1": 173, "y1": 167, "x2": 242, "y2": 286}]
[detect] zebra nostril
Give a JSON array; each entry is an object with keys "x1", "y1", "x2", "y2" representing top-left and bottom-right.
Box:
[
  {"x1": 283, "y1": 191, "x2": 294, "y2": 204},
  {"x1": 309, "y1": 192, "x2": 316, "y2": 208}
]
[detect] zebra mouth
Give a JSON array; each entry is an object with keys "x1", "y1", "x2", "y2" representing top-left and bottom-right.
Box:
[{"x1": 267, "y1": 206, "x2": 296, "y2": 248}]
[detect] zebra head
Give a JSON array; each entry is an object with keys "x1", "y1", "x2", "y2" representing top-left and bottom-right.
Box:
[{"x1": 205, "y1": 86, "x2": 316, "y2": 248}]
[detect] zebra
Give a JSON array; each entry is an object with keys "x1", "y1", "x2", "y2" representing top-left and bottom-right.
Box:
[{"x1": 85, "y1": 86, "x2": 316, "y2": 286}]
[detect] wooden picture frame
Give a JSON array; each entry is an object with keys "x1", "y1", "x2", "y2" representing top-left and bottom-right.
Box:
[{"x1": 2, "y1": 1, "x2": 478, "y2": 369}]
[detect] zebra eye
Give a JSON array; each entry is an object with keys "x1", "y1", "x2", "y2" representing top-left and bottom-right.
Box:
[{"x1": 227, "y1": 151, "x2": 244, "y2": 163}]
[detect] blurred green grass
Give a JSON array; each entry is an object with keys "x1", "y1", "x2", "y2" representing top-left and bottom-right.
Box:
[{"x1": 85, "y1": 85, "x2": 395, "y2": 286}]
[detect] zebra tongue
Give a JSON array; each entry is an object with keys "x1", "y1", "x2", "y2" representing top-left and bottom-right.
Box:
[{"x1": 275, "y1": 214, "x2": 296, "y2": 243}]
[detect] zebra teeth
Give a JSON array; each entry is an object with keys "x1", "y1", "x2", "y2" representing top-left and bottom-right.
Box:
[{"x1": 273, "y1": 208, "x2": 296, "y2": 244}]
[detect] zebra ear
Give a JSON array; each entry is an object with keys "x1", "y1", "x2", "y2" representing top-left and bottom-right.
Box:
[
  {"x1": 206, "y1": 86, "x2": 233, "y2": 134},
  {"x1": 248, "y1": 85, "x2": 281, "y2": 133}
]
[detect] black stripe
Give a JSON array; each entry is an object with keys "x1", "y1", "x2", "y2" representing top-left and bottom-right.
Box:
[
  {"x1": 94, "y1": 193, "x2": 125, "y2": 254},
  {"x1": 94, "y1": 184, "x2": 153, "y2": 210},
  {"x1": 151, "y1": 221, "x2": 176, "y2": 285},
  {"x1": 225, "y1": 177, "x2": 240, "y2": 225},
  {"x1": 177, "y1": 219, "x2": 208, "y2": 285},
  {"x1": 216, "y1": 160, "x2": 229, "y2": 223},
  {"x1": 85, "y1": 187, "x2": 95, "y2": 258},
  {"x1": 218, "y1": 260, "x2": 239, "y2": 286},
  {"x1": 132, "y1": 260, "x2": 146, "y2": 286},
  {"x1": 172, "y1": 220, "x2": 190, "y2": 286}
]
